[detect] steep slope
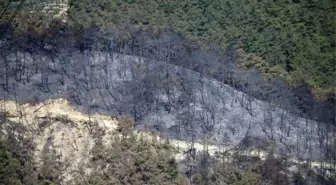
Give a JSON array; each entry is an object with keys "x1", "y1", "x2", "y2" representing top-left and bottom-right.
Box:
[
  {"x1": 1, "y1": 98, "x2": 192, "y2": 184},
  {"x1": 0, "y1": 51, "x2": 334, "y2": 165},
  {"x1": 1, "y1": 98, "x2": 118, "y2": 183},
  {"x1": 68, "y1": 0, "x2": 336, "y2": 98},
  {"x1": 1, "y1": 98, "x2": 334, "y2": 184}
]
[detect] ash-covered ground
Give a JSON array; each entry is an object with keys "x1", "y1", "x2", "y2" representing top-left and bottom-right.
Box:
[{"x1": 0, "y1": 50, "x2": 333, "y2": 162}]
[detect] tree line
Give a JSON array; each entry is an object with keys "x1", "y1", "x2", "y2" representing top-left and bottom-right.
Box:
[
  {"x1": 0, "y1": 20, "x2": 335, "y2": 184},
  {"x1": 67, "y1": 0, "x2": 336, "y2": 100}
]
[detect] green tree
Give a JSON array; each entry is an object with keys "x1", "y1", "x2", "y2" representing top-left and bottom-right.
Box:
[
  {"x1": 67, "y1": 0, "x2": 336, "y2": 98},
  {"x1": 0, "y1": 118, "x2": 39, "y2": 185},
  {"x1": 86, "y1": 117, "x2": 188, "y2": 185}
]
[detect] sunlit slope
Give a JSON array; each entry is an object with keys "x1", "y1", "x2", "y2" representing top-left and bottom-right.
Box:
[
  {"x1": 1, "y1": 98, "x2": 333, "y2": 183},
  {"x1": 1, "y1": 98, "x2": 118, "y2": 182}
]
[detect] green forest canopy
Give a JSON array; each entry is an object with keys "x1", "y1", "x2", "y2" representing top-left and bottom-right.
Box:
[
  {"x1": 1, "y1": 0, "x2": 335, "y2": 99},
  {"x1": 67, "y1": 0, "x2": 335, "y2": 99}
]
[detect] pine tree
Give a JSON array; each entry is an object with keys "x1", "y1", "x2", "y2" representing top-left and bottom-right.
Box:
[{"x1": 87, "y1": 117, "x2": 189, "y2": 185}]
